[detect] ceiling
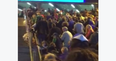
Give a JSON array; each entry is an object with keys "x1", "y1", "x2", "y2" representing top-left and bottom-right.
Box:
[{"x1": 18, "y1": 2, "x2": 98, "y2": 12}]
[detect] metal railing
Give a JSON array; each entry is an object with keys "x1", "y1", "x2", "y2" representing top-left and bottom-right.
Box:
[{"x1": 24, "y1": 9, "x2": 42, "y2": 61}]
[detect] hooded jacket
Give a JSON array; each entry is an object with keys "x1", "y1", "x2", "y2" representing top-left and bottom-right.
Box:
[
  {"x1": 73, "y1": 23, "x2": 88, "y2": 42},
  {"x1": 61, "y1": 27, "x2": 73, "y2": 47}
]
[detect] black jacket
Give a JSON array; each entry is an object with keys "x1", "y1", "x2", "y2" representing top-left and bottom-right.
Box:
[{"x1": 35, "y1": 20, "x2": 48, "y2": 36}]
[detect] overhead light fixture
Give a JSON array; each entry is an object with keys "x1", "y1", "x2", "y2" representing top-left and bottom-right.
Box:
[
  {"x1": 44, "y1": 10, "x2": 47, "y2": 12},
  {"x1": 76, "y1": 9, "x2": 80, "y2": 13},
  {"x1": 34, "y1": 7, "x2": 36, "y2": 9},
  {"x1": 49, "y1": 3, "x2": 54, "y2": 7},
  {"x1": 18, "y1": 8, "x2": 22, "y2": 11},
  {"x1": 56, "y1": 8, "x2": 60, "y2": 12},
  {"x1": 27, "y1": 2, "x2": 31, "y2": 5},
  {"x1": 71, "y1": 4, "x2": 75, "y2": 8},
  {"x1": 91, "y1": 4, "x2": 94, "y2": 7},
  {"x1": 91, "y1": 4, "x2": 94, "y2": 9}
]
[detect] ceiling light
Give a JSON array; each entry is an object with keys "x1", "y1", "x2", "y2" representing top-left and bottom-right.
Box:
[
  {"x1": 76, "y1": 9, "x2": 80, "y2": 13},
  {"x1": 71, "y1": 4, "x2": 75, "y2": 8},
  {"x1": 91, "y1": 4, "x2": 94, "y2": 7},
  {"x1": 18, "y1": 9, "x2": 22, "y2": 11},
  {"x1": 27, "y1": 2, "x2": 31, "y2": 5},
  {"x1": 56, "y1": 8, "x2": 60, "y2": 12},
  {"x1": 34, "y1": 7, "x2": 36, "y2": 9},
  {"x1": 44, "y1": 10, "x2": 47, "y2": 12},
  {"x1": 49, "y1": 3, "x2": 54, "y2": 7}
]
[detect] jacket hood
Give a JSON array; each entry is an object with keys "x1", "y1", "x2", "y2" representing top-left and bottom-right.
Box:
[
  {"x1": 73, "y1": 34, "x2": 88, "y2": 41},
  {"x1": 74, "y1": 23, "x2": 84, "y2": 34}
]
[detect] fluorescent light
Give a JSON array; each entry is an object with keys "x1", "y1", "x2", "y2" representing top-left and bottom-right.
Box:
[
  {"x1": 76, "y1": 9, "x2": 80, "y2": 13},
  {"x1": 34, "y1": 7, "x2": 36, "y2": 9},
  {"x1": 18, "y1": 9, "x2": 22, "y2": 11},
  {"x1": 44, "y1": 10, "x2": 47, "y2": 12},
  {"x1": 71, "y1": 4, "x2": 75, "y2": 8},
  {"x1": 91, "y1": 4, "x2": 94, "y2": 7},
  {"x1": 27, "y1": 2, "x2": 31, "y2": 5},
  {"x1": 91, "y1": 4, "x2": 94, "y2": 9},
  {"x1": 49, "y1": 3, "x2": 54, "y2": 7},
  {"x1": 56, "y1": 8, "x2": 60, "y2": 12}
]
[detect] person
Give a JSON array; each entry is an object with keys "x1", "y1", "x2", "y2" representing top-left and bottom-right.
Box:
[
  {"x1": 69, "y1": 39, "x2": 89, "y2": 51},
  {"x1": 68, "y1": 22, "x2": 89, "y2": 50},
  {"x1": 59, "y1": 47, "x2": 68, "y2": 61},
  {"x1": 73, "y1": 22, "x2": 85, "y2": 35},
  {"x1": 51, "y1": 33, "x2": 62, "y2": 53},
  {"x1": 65, "y1": 49, "x2": 98, "y2": 61},
  {"x1": 36, "y1": 11, "x2": 42, "y2": 22},
  {"x1": 44, "y1": 53, "x2": 57, "y2": 61},
  {"x1": 31, "y1": 14, "x2": 37, "y2": 25},
  {"x1": 44, "y1": 53, "x2": 61, "y2": 61},
  {"x1": 84, "y1": 17, "x2": 95, "y2": 29},
  {"x1": 40, "y1": 41, "x2": 48, "y2": 55},
  {"x1": 68, "y1": 17, "x2": 75, "y2": 34},
  {"x1": 56, "y1": 17, "x2": 66, "y2": 30},
  {"x1": 85, "y1": 24, "x2": 94, "y2": 39},
  {"x1": 47, "y1": 12, "x2": 52, "y2": 20},
  {"x1": 48, "y1": 18, "x2": 53, "y2": 30},
  {"x1": 62, "y1": 21, "x2": 69, "y2": 27},
  {"x1": 89, "y1": 27, "x2": 98, "y2": 48},
  {"x1": 61, "y1": 26, "x2": 73, "y2": 48},
  {"x1": 48, "y1": 24, "x2": 62, "y2": 43},
  {"x1": 35, "y1": 17, "x2": 49, "y2": 45},
  {"x1": 72, "y1": 22, "x2": 88, "y2": 41}
]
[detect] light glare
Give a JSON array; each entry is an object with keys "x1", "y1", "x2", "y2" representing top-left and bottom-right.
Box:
[
  {"x1": 27, "y1": 2, "x2": 31, "y2": 5},
  {"x1": 49, "y1": 3, "x2": 54, "y2": 7},
  {"x1": 71, "y1": 4, "x2": 75, "y2": 8}
]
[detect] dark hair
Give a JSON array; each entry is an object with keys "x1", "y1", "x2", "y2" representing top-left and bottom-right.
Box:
[
  {"x1": 62, "y1": 22, "x2": 69, "y2": 27},
  {"x1": 70, "y1": 39, "x2": 89, "y2": 50},
  {"x1": 94, "y1": 27, "x2": 98, "y2": 32},
  {"x1": 52, "y1": 23, "x2": 56, "y2": 28},
  {"x1": 65, "y1": 49, "x2": 98, "y2": 61}
]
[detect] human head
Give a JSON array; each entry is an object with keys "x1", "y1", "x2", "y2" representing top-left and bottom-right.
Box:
[
  {"x1": 73, "y1": 22, "x2": 84, "y2": 34},
  {"x1": 36, "y1": 11, "x2": 40, "y2": 15},
  {"x1": 65, "y1": 49, "x2": 98, "y2": 61},
  {"x1": 70, "y1": 39, "x2": 89, "y2": 50},
  {"x1": 61, "y1": 47, "x2": 68, "y2": 54},
  {"x1": 85, "y1": 24, "x2": 94, "y2": 33},
  {"x1": 42, "y1": 41, "x2": 47, "y2": 47},
  {"x1": 62, "y1": 21, "x2": 69, "y2": 27},
  {"x1": 94, "y1": 27, "x2": 98, "y2": 32},
  {"x1": 69, "y1": 16, "x2": 73, "y2": 21},
  {"x1": 62, "y1": 26, "x2": 68, "y2": 32},
  {"x1": 52, "y1": 23, "x2": 56, "y2": 28},
  {"x1": 49, "y1": 18, "x2": 52, "y2": 22},
  {"x1": 32, "y1": 14, "x2": 36, "y2": 18},
  {"x1": 48, "y1": 12, "x2": 50, "y2": 16},
  {"x1": 44, "y1": 53, "x2": 57, "y2": 61}
]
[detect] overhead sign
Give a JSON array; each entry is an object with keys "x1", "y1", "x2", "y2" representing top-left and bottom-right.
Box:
[{"x1": 18, "y1": 0, "x2": 84, "y2": 3}]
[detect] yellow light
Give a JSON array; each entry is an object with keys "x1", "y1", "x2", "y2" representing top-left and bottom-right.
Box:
[{"x1": 23, "y1": 20, "x2": 26, "y2": 25}]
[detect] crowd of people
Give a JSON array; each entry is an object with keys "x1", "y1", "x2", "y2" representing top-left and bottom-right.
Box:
[{"x1": 22, "y1": 6, "x2": 98, "y2": 61}]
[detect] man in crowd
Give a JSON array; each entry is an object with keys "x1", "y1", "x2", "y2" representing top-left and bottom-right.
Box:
[{"x1": 61, "y1": 26, "x2": 73, "y2": 48}]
